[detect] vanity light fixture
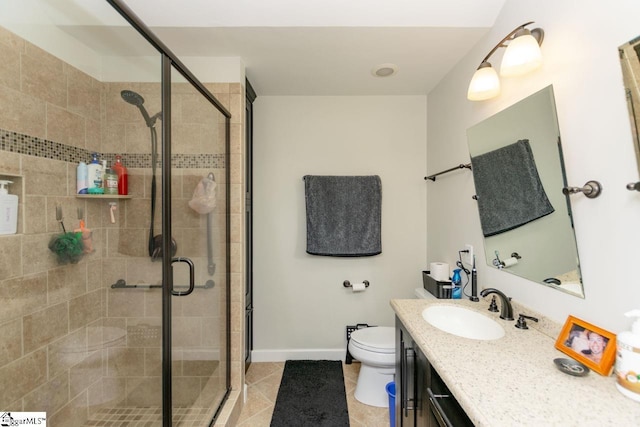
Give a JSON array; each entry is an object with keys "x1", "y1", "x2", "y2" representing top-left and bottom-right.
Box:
[{"x1": 467, "y1": 21, "x2": 544, "y2": 101}]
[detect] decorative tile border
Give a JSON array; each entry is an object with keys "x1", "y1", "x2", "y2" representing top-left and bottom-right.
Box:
[{"x1": 0, "y1": 128, "x2": 225, "y2": 169}]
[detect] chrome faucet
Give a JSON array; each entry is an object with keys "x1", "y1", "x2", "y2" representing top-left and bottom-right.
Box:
[{"x1": 480, "y1": 288, "x2": 514, "y2": 320}]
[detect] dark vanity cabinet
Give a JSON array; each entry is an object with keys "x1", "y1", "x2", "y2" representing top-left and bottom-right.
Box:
[{"x1": 396, "y1": 317, "x2": 475, "y2": 427}]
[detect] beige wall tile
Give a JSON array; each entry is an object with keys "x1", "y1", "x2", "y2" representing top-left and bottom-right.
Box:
[
  {"x1": 0, "y1": 318, "x2": 22, "y2": 367},
  {"x1": 46, "y1": 104, "x2": 86, "y2": 149},
  {"x1": 0, "y1": 25, "x2": 25, "y2": 52},
  {"x1": 107, "y1": 288, "x2": 147, "y2": 318},
  {"x1": 0, "y1": 151, "x2": 21, "y2": 175},
  {"x1": 0, "y1": 348, "x2": 47, "y2": 408},
  {"x1": 69, "y1": 289, "x2": 102, "y2": 331},
  {"x1": 172, "y1": 123, "x2": 203, "y2": 153},
  {"x1": 172, "y1": 317, "x2": 202, "y2": 347},
  {"x1": 107, "y1": 347, "x2": 144, "y2": 377},
  {"x1": 229, "y1": 83, "x2": 242, "y2": 95},
  {"x1": 124, "y1": 198, "x2": 150, "y2": 229},
  {"x1": 98, "y1": 377, "x2": 126, "y2": 408},
  {"x1": 85, "y1": 118, "x2": 102, "y2": 153},
  {"x1": 22, "y1": 43, "x2": 67, "y2": 109},
  {"x1": 23, "y1": 371, "x2": 69, "y2": 414},
  {"x1": 23, "y1": 302, "x2": 69, "y2": 354},
  {"x1": 144, "y1": 348, "x2": 162, "y2": 376},
  {"x1": 48, "y1": 263, "x2": 87, "y2": 306},
  {"x1": 102, "y1": 122, "x2": 127, "y2": 155},
  {"x1": 86, "y1": 259, "x2": 103, "y2": 292},
  {"x1": 0, "y1": 38, "x2": 20, "y2": 91},
  {"x1": 0, "y1": 85, "x2": 46, "y2": 139},
  {"x1": 48, "y1": 391, "x2": 88, "y2": 427},
  {"x1": 70, "y1": 350, "x2": 102, "y2": 398},
  {"x1": 23, "y1": 157, "x2": 68, "y2": 197},
  {"x1": 48, "y1": 327, "x2": 86, "y2": 378},
  {"x1": 0, "y1": 234, "x2": 22, "y2": 280},
  {"x1": 229, "y1": 123, "x2": 242, "y2": 154},
  {"x1": 205, "y1": 83, "x2": 230, "y2": 95},
  {"x1": 66, "y1": 66, "x2": 101, "y2": 123},
  {"x1": 24, "y1": 196, "x2": 46, "y2": 234},
  {"x1": 22, "y1": 233, "x2": 57, "y2": 275},
  {"x1": 0, "y1": 273, "x2": 47, "y2": 324},
  {"x1": 230, "y1": 93, "x2": 242, "y2": 125}
]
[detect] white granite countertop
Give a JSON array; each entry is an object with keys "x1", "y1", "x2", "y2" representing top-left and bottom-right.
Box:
[{"x1": 391, "y1": 298, "x2": 640, "y2": 426}]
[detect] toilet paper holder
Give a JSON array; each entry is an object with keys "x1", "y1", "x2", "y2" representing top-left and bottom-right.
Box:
[
  {"x1": 343, "y1": 280, "x2": 370, "y2": 288},
  {"x1": 493, "y1": 251, "x2": 521, "y2": 269}
]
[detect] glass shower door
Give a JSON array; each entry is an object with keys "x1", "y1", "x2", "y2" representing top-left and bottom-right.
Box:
[{"x1": 164, "y1": 65, "x2": 229, "y2": 425}]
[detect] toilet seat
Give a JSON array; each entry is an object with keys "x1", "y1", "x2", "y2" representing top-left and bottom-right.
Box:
[{"x1": 350, "y1": 326, "x2": 395, "y2": 354}]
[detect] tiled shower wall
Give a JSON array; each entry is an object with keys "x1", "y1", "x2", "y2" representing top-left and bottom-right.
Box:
[{"x1": 0, "y1": 24, "x2": 245, "y2": 426}]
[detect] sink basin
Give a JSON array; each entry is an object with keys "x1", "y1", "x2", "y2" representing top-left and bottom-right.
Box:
[{"x1": 422, "y1": 305, "x2": 505, "y2": 340}]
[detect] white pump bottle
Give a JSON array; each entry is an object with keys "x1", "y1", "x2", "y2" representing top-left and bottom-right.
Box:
[
  {"x1": 0, "y1": 180, "x2": 18, "y2": 235},
  {"x1": 615, "y1": 309, "x2": 640, "y2": 401}
]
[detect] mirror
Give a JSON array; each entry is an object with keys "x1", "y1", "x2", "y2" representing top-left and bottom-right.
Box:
[
  {"x1": 467, "y1": 85, "x2": 584, "y2": 297},
  {"x1": 619, "y1": 36, "x2": 640, "y2": 175}
]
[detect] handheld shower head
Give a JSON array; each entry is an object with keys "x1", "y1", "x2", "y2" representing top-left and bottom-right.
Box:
[
  {"x1": 120, "y1": 89, "x2": 145, "y2": 106},
  {"x1": 120, "y1": 90, "x2": 160, "y2": 127}
]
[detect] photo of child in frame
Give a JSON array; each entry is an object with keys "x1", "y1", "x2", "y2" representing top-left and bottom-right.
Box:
[{"x1": 564, "y1": 324, "x2": 609, "y2": 364}]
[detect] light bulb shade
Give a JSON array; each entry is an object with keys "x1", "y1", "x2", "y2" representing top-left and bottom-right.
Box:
[
  {"x1": 467, "y1": 64, "x2": 500, "y2": 101},
  {"x1": 500, "y1": 33, "x2": 542, "y2": 77}
]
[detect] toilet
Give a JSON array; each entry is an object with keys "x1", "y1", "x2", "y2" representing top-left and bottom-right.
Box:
[{"x1": 348, "y1": 326, "x2": 396, "y2": 407}]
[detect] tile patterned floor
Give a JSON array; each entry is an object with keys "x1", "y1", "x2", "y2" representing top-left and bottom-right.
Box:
[
  {"x1": 237, "y1": 361, "x2": 390, "y2": 427},
  {"x1": 85, "y1": 406, "x2": 211, "y2": 426}
]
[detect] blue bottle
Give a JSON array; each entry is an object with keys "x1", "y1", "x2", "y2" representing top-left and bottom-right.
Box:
[{"x1": 452, "y1": 268, "x2": 462, "y2": 299}]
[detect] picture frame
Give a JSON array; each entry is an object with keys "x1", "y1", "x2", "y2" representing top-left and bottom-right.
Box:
[{"x1": 554, "y1": 315, "x2": 616, "y2": 376}]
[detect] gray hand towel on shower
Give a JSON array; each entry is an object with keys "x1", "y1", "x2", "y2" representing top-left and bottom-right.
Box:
[
  {"x1": 471, "y1": 139, "x2": 554, "y2": 237},
  {"x1": 304, "y1": 175, "x2": 382, "y2": 256}
]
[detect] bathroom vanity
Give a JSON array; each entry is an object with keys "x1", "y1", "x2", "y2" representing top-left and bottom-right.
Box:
[{"x1": 392, "y1": 298, "x2": 640, "y2": 426}]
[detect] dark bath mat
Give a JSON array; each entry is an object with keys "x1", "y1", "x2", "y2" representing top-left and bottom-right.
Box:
[{"x1": 270, "y1": 360, "x2": 349, "y2": 427}]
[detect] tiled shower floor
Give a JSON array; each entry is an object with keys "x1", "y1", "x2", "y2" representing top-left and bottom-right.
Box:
[{"x1": 84, "y1": 406, "x2": 211, "y2": 427}]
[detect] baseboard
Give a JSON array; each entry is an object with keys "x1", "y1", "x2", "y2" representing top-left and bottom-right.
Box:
[{"x1": 251, "y1": 348, "x2": 347, "y2": 362}]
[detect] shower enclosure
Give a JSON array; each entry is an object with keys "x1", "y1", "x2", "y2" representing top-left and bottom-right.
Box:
[{"x1": 0, "y1": 0, "x2": 231, "y2": 425}]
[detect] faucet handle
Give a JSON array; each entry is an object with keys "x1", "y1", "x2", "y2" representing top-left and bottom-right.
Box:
[
  {"x1": 515, "y1": 314, "x2": 539, "y2": 329},
  {"x1": 488, "y1": 295, "x2": 499, "y2": 312}
]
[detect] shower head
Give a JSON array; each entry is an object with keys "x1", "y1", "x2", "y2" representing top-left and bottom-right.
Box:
[
  {"x1": 120, "y1": 90, "x2": 160, "y2": 127},
  {"x1": 121, "y1": 89, "x2": 145, "y2": 107}
]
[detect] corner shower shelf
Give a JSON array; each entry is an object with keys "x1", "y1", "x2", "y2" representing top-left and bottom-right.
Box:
[{"x1": 76, "y1": 195, "x2": 132, "y2": 199}]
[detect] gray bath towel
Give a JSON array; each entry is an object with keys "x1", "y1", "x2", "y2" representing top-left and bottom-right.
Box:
[
  {"x1": 304, "y1": 175, "x2": 382, "y2": 256},
  {"x1": 471, "y1": 139, "x2": 554, "y2": 237}
]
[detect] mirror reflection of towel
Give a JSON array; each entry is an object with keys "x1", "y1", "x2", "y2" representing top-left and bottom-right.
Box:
[
  {"x1": 471, "y1": 139, "x2": 554, "y2": 237},
  {"x1": 304, "y1": 175, "x2": 382, "y2": 257}
]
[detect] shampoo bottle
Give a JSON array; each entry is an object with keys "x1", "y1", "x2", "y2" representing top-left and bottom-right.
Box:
[
  {"x1": 112, "y1": 155, "x2": 128, "y2": 195},
  {"x1": 615, "y1": 310, "x2": 640, "y2": 401},
  {"x1": 87, "y1": 153, "x2": 103, "y2": 194},
  {"x1": 0, "y1": 180, "x2": 18, "y2": 235}
]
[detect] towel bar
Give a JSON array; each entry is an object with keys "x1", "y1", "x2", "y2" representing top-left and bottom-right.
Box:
[
  {"x1": 425, "y1": 163, "x2": 472, "y2": 181},
  {"x1": 343, "y1": 280, "x2": 370, "y2": 288},
  {"x1": 562, "y1": 180, "x2": 602, "y2": 199},
  {"x1": 627, "y1": 181, "x2": 640, "y2": 191}
]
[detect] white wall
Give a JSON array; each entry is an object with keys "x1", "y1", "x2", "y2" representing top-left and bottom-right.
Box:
[
  {"x1": 253, "y1": 96, "x2": 427, "y2": 359},
  {"x1": 427, "y1": 0, "x2": 640, "y2": 333}
]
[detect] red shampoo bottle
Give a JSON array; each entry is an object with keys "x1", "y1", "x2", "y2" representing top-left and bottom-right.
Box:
[{"x1": 112, "y1": 155, "x2": 128, "y2": 195}]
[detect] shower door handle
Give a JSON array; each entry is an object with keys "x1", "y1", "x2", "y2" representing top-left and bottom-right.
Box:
[{"x1": 170, "y1": 257, "x2": 195, "y2": 296}]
